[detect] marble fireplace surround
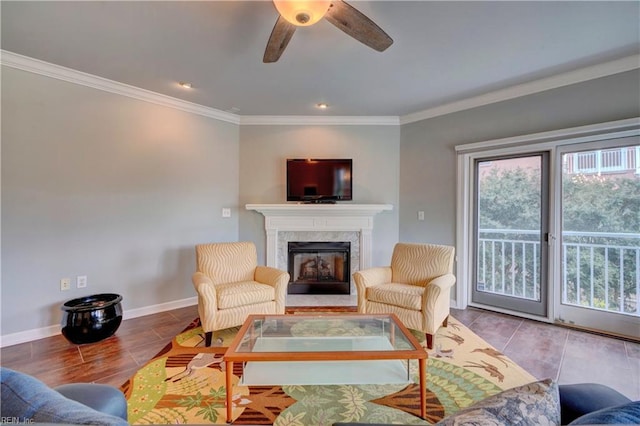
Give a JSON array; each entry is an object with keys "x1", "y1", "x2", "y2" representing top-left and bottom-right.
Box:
[{"x1": 245, "y1": 204, "x2": 393, "y2": 289}]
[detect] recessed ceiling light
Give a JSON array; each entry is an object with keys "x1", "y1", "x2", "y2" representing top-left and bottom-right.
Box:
[
  {"x1": 316, "y1": 103, "x2": 329, "y2": 109},
  {"x1": 179, "y1": 82, "x2": 193, "y2": 89}
]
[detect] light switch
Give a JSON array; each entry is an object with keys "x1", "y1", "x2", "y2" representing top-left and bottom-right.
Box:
[
  {"x1": 77, "y1": 275, "x2": 87, "y2": 288},
  {"x1": 418, "y1": 211, "x2": 425, "y2": 221}
]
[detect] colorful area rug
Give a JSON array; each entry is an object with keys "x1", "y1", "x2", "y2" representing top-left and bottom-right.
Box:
[{"x1": 121, "y1": 308, "x2": 534, "y2": 425}]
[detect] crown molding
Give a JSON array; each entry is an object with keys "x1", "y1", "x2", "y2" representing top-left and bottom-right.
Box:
[
  {"x1": 3, "y1": 50, "x2": 638, "y2": 127},
  {"x1": 400, "y1": 54, "x2": 640, "y2": 125},
  {"x1": 0, "y1": 50, "x2": 397, "y2": 126},
  {"x1": 239, "y1": 115, "x2": 400, "y2": 126},
  {"x1": 454, "y1": 117, "x2": 640, "y2": 154},
  {"x1": 0, "y1": 50, "x2": 241, "y2": 125}
]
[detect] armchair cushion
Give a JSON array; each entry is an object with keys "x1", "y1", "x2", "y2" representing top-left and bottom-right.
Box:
[
  {"x1": 367, "y1": 283, "x2": 424, "y2": 310},
  {"x1": 216, "y1": 280, "x2": 276, "y2": 309}
]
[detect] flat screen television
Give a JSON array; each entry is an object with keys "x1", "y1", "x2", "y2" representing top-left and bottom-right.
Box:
[{"x1": 287, "y1": 159, "x2": 352, "y2": 203}]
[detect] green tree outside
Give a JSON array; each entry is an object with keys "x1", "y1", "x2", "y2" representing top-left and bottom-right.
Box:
[{"x1": 477, "y1": 163, "x2": 639, "y2": 314}]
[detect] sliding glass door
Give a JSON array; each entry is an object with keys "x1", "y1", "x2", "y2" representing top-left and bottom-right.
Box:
[
  {"x1": 555, "y1": 139, "x2": 640, "y2": 338},
  {"x1": 471, "y1": 153, "x2": 550, "y2": 317},
  {"x1": 460, "y1": 124, "x2": 640, "y2": 338}
]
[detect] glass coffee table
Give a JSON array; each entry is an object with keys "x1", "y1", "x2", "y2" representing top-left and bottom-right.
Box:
[{"x1": 223, "y1": 313, "x2": 428, "y2": 422}]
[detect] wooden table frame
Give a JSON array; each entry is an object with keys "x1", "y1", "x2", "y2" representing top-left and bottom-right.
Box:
[{"x1": 223, "y1": 313, "x2": 428, "y2": 423}]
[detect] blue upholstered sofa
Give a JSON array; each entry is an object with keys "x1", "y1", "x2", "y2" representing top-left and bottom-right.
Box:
[{"x1": 1, "y1": 367, "x2": 128, "y2": 425}]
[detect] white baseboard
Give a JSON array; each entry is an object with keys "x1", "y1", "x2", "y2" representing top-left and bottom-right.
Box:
[
  {"x1": 0, "y1": 324, "x2": 62, "y2": 348},
  {"x1": 0, "y1": 296, "x2": 198, "y2": 348},
  {"x1": 122, "y1": 296, "x2": 198, "y2": 320}
]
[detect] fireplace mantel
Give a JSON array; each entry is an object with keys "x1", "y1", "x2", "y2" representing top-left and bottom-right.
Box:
[
  {"x1": 246, "y1": 203, "x2": 392, "y2": 217},
  {"x1": 246, "y1": 203, "x2": 393, "y2": 270}
]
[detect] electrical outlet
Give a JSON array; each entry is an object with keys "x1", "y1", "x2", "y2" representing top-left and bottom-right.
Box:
[
  {"x1": 222, "y1": 208, "x2": 231, "y2": 218},
  {"x1": 60, "y1": 278, "x2": 71, "y2": 291},
  {"x1": 418, "y1": 211, "x2": 425, "y2": 221},
  {"x1": 77, "y1": 275, "x2": 87, "y2": 288}
]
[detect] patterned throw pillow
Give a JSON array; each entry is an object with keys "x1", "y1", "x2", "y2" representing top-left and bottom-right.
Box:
[{"x1": 435, "y1": 379, "x2": 560, "y2": 426}]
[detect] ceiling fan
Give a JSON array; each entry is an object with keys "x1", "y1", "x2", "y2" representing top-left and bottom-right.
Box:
[{"x1": 263, "y1": 0, "x2": 393, "y2": 63}]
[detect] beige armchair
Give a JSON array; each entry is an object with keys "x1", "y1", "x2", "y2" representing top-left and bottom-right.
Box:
[
  {"x1": 353, "y1": 243, "x2": 456, "y2": 349},
  {"x1": 192, "y1": 242, "x2": 290, "y2": 346}
]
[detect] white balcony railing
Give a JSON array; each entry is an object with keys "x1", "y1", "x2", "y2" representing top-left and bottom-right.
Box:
[
  {"x1": 477, "y1": 229, "x2": 640, "y2": 316},
  {"x1": 566, "y1": 146, "x2": 640, "y2": 175}
]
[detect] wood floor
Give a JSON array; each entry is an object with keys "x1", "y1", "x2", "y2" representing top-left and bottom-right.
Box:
[{"x1": 1, "y1": 305, "x2": 638, "y2": 400}]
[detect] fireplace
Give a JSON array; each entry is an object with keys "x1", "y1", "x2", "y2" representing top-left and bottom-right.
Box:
[
  {"x1": 288, "y1": 241, "x2": 350, "y2": 294},
  {"x1": 245, "y1": 203, "x2": 393, "y2": 296}
]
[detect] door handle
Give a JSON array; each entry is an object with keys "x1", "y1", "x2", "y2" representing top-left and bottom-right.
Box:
[{"x1": 545, "y1": 233, "x2": 556, "y2": 246}]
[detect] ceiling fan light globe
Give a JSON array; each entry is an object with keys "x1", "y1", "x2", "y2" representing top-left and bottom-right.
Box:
[{"x1": 273, "y1": 0, "x2": 331, "y2": 26}]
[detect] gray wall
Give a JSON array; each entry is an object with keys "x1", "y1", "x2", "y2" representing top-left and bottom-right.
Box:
[
  {"x1": 2, "y1": 64, "x2": 638, "y2": 338},
  {"x1": 1, "y1": 67, "x2": 240, "y2": 335},
  {"x1": 399, "y1": 70, "x2": 640, "y2": 298},
  {"x1": 238, "y1": 125, "x2": 400, "y2": 266}
]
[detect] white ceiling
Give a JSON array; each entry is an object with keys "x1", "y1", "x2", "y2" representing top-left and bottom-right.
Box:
[{"x1": 2, "y1": 1, "x2": 639, "y2": 118}]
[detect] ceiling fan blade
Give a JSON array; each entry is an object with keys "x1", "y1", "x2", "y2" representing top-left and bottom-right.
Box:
[
  {"x1": 324, "y1": 0, "x2": 393, "y2": 52},
  {"x1": 263, "y1": 15, "x2": 297, "y2": 63}
]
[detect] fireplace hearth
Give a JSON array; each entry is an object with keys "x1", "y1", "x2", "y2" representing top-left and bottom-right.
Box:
[{"x1": 288, "y1": 241, "x2": 350, "y2": 294}]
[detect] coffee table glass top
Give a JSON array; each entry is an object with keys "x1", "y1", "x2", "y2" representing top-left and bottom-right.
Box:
[{"x1": 227, "y1": 313, "x2": 425, "y2": 358}]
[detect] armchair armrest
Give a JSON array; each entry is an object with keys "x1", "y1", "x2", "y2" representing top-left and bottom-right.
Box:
[
  {"x1": 254, "y1": 266, "x2": 289, "y2": 287},
  {"x1": 192, "y1": 272, "x2": 216, "y2": 295},
  {"x1": 353, "y1": 267, "x2": 392, "y2": 288},
  {"x1": 255, "y1": 266, "x2": 290, "y2": 313},
  {"x1": 192, "y1": 272, "x2": 218, "y2": 331},
  {"x1": 426, "y1": 273, "x2": 456, "y2": 294},
  {"x1": 353, "y1": 267, "x2": 392, "y2": 313},
  {"x1": 422, "y1": 273, "x2": 456, "y2": 334}
]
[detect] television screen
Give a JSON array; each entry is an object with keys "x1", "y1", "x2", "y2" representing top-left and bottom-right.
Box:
[{"x1": 287, "y1": 159, "x2": 352, "y2": 202}]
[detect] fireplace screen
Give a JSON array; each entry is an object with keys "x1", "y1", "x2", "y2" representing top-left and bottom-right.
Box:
[{"x1": 288, "y1": 241, "x2": 350, "y2": 294}]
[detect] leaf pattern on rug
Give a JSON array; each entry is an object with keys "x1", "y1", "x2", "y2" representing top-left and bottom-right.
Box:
[
  {"x1": 278, "y1": 384, "x2": 433, "y2": 426},
  {"x1": 338, "y1": 385, "x2": 367, "y2": 420},
  {"x1": 174, "y1": 388, "x2": 226, "y2": 422}
]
